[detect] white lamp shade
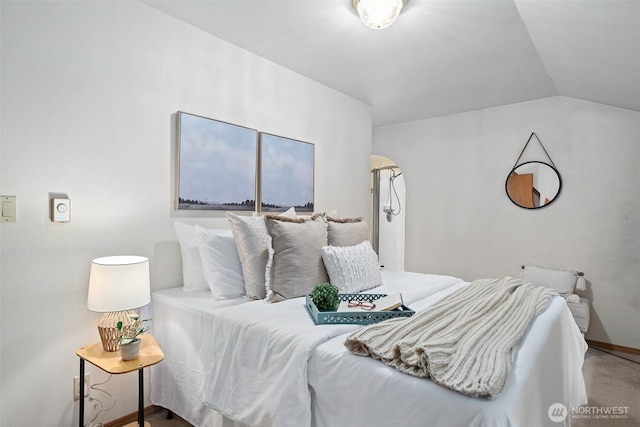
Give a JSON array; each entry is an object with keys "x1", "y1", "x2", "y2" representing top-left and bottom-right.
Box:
[
  {"x1": 354, "y1": 0, "x2": 407, "y2": 30},
  {"x1": 87, "y1": 256, "x2": 150, "y2": 312}
]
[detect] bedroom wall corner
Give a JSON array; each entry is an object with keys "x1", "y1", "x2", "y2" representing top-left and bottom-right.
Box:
[
  {"x1": 373, "y1": 96, "x2": 640, "y2": 350},
  {"x1": 0, "y1": 2, "x2": 371, "y2": 426}
]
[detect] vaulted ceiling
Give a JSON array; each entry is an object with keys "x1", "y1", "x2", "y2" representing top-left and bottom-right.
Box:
[{"x1": 143, "y1": 0, "x2": 640, "y2": 127}]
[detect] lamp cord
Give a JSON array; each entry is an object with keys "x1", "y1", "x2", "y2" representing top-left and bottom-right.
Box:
[{"x1": 84, "y1": 374, "x2": 117, "y2": 427}]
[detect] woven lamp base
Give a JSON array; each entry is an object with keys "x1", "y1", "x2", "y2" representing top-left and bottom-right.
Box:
[{"x1": 97, "y1": 310, "x2": 137, "y2": 352}]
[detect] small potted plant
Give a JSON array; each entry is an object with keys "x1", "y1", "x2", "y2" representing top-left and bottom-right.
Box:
[
  {"x1": 116, "y1": 314, "x2": 151, "y2": 360},
  {"x1": 311, "y1": 282, "x2": 339, "y2": 312}
]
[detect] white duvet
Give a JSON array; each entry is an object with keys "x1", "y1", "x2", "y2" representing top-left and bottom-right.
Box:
[
  {"x1": 202, "y1": 271, "x2": 463, "y2": 427},
  {"x1": 309, "y1": 282, "x2": 588, "y2": 427},
  {"x1": 153, "y1": 270, "x2": 587, "y2": 427}
]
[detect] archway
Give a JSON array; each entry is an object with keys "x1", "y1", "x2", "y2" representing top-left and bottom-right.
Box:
[{"x1": 371, "y1": 155, "x2": 405, "y2": 271}]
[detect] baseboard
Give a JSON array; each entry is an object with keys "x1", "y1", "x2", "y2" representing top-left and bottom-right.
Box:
[
  {"x1": 586, "y1": 339, "x2": 640, "y2": 356},
  {"x1": 104, "y1": 405, "x2": 164, "y2": 427}
]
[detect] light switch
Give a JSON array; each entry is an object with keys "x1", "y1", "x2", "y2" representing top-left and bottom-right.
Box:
[
  {"x1": 1, "y1": 196, "x2": 16, "y2": 223},
  {"x1": 2, "y1": 202, "x2": 12, "y2": 216},
  {"x1": 51, "y1": 198, "x2": 71, "y2": 222}
]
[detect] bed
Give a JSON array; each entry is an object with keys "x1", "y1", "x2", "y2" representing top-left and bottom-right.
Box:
[
  {"x1": 150, "y1": 217, "x2": 587, "y2": 427},
  {"x1": 150, "y1": 272, "x2": 587, "y2": 427}
]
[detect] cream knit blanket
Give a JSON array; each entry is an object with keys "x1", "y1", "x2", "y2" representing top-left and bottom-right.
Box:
[{"x1": 344, "y1": 277, "x2": 556, "y2": 397}]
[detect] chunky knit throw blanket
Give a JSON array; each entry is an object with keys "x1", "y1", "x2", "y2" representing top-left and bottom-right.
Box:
[{"x1": 344, "y1": 276, "x2": 556, "y2": 397}]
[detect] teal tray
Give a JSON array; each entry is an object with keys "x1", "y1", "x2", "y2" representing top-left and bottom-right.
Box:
[{"x1": 305, "y1": 293, "x2": 415, "y2": 325}]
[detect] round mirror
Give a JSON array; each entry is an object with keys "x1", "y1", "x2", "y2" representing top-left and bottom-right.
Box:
[{"x1": 505, "y1": 161, "x2": 562, "y2": 209}]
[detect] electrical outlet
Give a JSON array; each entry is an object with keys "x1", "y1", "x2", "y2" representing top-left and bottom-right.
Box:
[{"x1": 73, "y1": 373, "x2": 90, "y2": 401}]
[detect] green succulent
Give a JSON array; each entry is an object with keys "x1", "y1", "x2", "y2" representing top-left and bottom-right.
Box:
[
  {"x1": 311, "y1": 282, "x2": 339, "y2": 312},
  {"x1": 116, "y1": 314, "x2": 151, "y2": 345}
]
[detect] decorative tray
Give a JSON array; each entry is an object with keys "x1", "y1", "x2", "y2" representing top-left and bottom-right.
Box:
[{"x1": 305, "y1": 293, "x2": 415, "y2": 325}]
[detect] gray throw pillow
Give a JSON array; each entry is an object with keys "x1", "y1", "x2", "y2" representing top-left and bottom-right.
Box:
[
  {"x1": 226, "y1": 208, "x2": 296, "y2": 299},
  {"x1": 265, "y1": 216, "x2": 329, "y2": 302},
  {"x1": 326, "y1": 216, "x2": 369, "y2": 247}
]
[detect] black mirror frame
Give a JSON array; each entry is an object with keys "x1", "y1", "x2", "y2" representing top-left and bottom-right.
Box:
[{"x1": 505, "y1": 161, "x2": 562, "y2": 209}]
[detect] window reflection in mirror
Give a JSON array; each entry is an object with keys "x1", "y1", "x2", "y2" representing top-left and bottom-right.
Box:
[{"x1": 506, "y1": 161, "x2": 561, "y2": 209}]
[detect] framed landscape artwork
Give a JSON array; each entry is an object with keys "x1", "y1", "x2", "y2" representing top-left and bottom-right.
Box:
[
  {"x1": 176, "y1": 111, "x2": 258, "y2": 211},
  {"x1": 259, "y1": 132, "x2": 314, "y2": 213}
]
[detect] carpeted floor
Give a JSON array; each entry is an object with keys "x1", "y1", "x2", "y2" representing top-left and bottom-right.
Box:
[
  {"x1": 145, "y1": 346, "x2": 640, "y2": 427},
  {"x1": 573, "y1": 347, "x2": 640, "y2": 426}
]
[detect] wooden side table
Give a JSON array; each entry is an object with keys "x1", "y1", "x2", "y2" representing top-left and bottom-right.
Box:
[{"x1": 76, "y1": 334, "x2": 164, "y2": 427}]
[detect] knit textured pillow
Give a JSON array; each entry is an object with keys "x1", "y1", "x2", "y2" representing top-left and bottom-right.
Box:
[{"x1": 322, "y1": 240, "x2": 382, "y2": 294}]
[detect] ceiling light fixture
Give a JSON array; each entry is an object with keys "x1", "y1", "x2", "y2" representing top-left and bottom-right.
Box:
[{"x1": 353, "y1": 0, "x2": 408, "y2": 30}]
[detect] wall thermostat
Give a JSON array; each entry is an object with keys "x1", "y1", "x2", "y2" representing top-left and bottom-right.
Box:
[{"x1": 51, "y1": 198, "x2": 71, "y2": 222}]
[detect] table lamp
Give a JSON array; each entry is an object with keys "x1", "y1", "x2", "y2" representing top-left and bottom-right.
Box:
[{"x1": 87, "y1": 255, "x2": 150, "y2": 351}]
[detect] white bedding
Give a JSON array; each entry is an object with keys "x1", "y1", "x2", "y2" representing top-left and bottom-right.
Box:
[
  {"x1": 150, "y1": 271, "x2": 587, "y2": 427},
  {"x1": 309, "y1": 283, "x2": 588, "y2": 427},
  {"x1": 202, "y1": 271, "x2": 462, "y2": 427},
  {"x1": 150, "y1": 288, "x2": 247, "y2": 427}
]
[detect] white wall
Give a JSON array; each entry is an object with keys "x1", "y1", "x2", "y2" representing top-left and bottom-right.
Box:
[
  {"x1": 0, "y1": 1, "x2": 371, "y2": 426},
  {"x1": 373, "y1": 96, "x2": 640, "y2": 349}
]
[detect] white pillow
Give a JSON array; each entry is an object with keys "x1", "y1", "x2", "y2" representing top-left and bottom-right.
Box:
[
  {"x1": 522, "y1": 264, "x2": 578, "y2": 294},
  {"x1": 227, "y1": 208, "x2": 296, "y2": 299},
  {"x1": 174, "y1": 221, "x2": 208, "y2": 291},
  {"x1": 321, "y1": 240, "x2": 382, "y2": 294},
  {"x1": 195, "y1": 225, "x2": 245, "y2": 300}
]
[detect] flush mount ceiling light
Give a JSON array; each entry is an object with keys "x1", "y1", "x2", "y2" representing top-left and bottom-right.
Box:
[{"x1": 353, "y1": 0, "x2": 408, "y2": 30}]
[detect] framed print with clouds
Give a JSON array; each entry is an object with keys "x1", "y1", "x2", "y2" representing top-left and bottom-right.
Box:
[
  {"x1": 259, "y1": 132, "x2": 314, "y2": 213},
  {"x1": 176, "y1": 111, "x2": 258, "y2": 211}
]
